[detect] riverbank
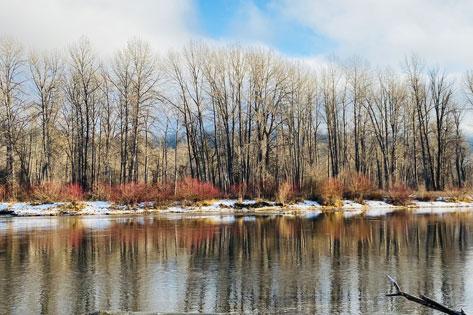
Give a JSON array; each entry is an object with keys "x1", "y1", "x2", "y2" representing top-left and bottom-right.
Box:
[{"x1": 2, "y1": 198, "x2": 473, "y2": 217}]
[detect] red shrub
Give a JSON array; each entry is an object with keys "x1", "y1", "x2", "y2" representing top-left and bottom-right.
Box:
[
  {"x1": 387, "y1": 183, "x2": 413, "y2": 206},
  {"x1": 151, "y1": 183, "x2": 174, "y2": 204},
  {"x1": 62, "y1": 183, "x2": 85, "y2": 202},
  {"x1": 175, "y1": 177, "x2": 221, "y2": 201},
  {"x1": 31, "y1": 182, "x2": 85, "y2": 203},
  {"x1": 109, "y1": 183, "x2": 150, "y2": 205}
]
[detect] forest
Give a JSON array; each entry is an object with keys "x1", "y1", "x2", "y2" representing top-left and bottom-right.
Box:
[{"x1": 0, "y1": 36, "x2": 472, "y2": 203}]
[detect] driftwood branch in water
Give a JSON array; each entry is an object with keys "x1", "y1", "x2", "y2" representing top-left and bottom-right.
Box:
[{"x1": 386, "y1": 275, "x2": 466, "y2": 315}]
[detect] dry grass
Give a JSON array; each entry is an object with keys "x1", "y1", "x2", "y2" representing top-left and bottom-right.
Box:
[{"x1": 414, "y1": 188, "x2": 472, "y2": 202}]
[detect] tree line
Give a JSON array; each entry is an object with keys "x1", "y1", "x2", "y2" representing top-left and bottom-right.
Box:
[{"x1": 0, "y1": 36, "x2": 472, "y2": 199}]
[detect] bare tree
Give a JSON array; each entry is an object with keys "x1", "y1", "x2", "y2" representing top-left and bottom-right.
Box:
[
  {"x1": 0, "y1": 37, "x2": 25, "y2": 195},
  {"x1": 29, "y1": 50, "x2": 63, "y2": 182}
]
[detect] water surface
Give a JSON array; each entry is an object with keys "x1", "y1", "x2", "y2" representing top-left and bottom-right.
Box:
[{"x1": 0, "y1": 212, "x2": 472, "y2": 314}]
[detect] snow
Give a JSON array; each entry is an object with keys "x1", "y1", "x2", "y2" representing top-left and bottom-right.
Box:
[
  {"x1": 6, "y1": 202, "x2": 62, "y2": 216},
  {"x1": 2, "y1": 198, "x2": 473, "y2": 218},
  {"x1": 288, "y1": 200, "x2": 321, "y2": 209},
  {"x1": 342, "y1": 200, "x2": 364, "y2": 209},
  {"x1": 80, "y1": 201, "x2": 112, "y2": 214},
  {"x1": 364, "y1": 200, "x2": 395, "y2": 208}
]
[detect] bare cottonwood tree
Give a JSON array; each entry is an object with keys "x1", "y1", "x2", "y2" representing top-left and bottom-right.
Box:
[
  {"x1": 0, "y1": 37, "x2": 25, "y2": 195},
  {"x1": 29, "y1": 50, "x2": 63, "y2": 182}
]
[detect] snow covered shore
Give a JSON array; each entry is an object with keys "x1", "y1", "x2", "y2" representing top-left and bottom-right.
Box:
[{"x1": 1, "y1": 198, "x2": 473, "y2": 217}]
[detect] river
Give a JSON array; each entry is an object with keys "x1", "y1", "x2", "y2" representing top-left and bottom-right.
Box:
[{"x1": 0, "y1": 212, "x2": 472, "y2": 314}]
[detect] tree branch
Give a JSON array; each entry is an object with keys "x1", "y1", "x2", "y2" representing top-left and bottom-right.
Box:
[{"x1": 386, "y1": 275, "x2": 466, "y2": 315}]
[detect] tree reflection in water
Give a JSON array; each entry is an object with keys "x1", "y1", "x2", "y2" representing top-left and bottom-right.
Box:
[{"x1": 0, "y1": 212, "x2": 472, "y2": 314}]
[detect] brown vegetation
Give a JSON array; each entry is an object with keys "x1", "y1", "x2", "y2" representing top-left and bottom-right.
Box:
[
  {"x1": 31, "y1": 182, "x2": 84, "y2": 203},
  {"x1": 276, "y1": 181, "x2": 295, "y2": 205},
  {"x1": 387, "y1": 184, "x2": 413, "y2": 206},
  {"x1": 316, "y1": 178, "x2": 344, "y2": 207},
  {"x1": 341, "y1": 172, "x2": 375, "y2": 203}
]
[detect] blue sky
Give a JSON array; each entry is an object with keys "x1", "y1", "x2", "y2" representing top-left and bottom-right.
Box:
[{"x1": 195, "y1": 0, "x2": 335, "y2": 57}]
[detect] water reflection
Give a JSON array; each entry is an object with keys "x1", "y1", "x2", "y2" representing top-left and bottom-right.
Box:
[{"x1": 0, "y1": 213, "x2": 472, "y2": 314}]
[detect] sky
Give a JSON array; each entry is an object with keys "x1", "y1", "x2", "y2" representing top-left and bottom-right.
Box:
[
  {"x1": 2, "y1": 0, "x2": 473, "y2": 72},
  {"x1": 2, "y1": 0, "x2": 473, "y2": 133},
  {"x1": 0, "y1": 0, "x2": 473, "y2": 72}
]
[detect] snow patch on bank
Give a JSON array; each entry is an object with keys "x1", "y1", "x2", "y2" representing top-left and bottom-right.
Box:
[
  {"x1": 288, "y1": 200, "x2": 321, "y2": 209},
  {"x1": 2, "y1": 198, "x2": 473, "y2": 217},
  {"x1": 0, "y1": 202, "x2": 63, "y2": 216},
  {"x1": 343, "y1": 200, "x2": 364, "y2": 209}
]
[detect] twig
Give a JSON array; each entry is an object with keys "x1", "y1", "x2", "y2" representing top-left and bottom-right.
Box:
[{"x1": 385, "y1": 275, "x2": 466, "y2": 315}]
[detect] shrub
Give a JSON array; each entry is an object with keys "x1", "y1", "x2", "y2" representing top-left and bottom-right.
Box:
[
  {"x1": 316, "y1": 177, "x2": 343, "y2": 207},
  {"x1": 175, "y1": 177, "x2": 221, "y2": 201},
  {"x1": 414, "y1": 188, "x2": 472, "y2": 202},
  {"x1": 109, "y1": 183, "x2": 150, "y2": 205},
  {"x1": 443, "y1": 189, "x2": 473, "y2": 202},
  {"x1": 91, "y1": 182, "x2": 113, "y2": 201},
  {"x1": 30, "y1": 182, "x2": 84, "y2": 203},
  {"x1": 364, "y1": 189, "x2": 385, "y2": 201},
  {"x1": 387, "y1": 183, "x2": 412, "y2": 206},
  {"x1": 62, "y1": 183, "x2": 85, "y2": 202},
  {"x1": 152, "y1": 183, "x2": 174, "y2": 204},
  {"x1": 276, "y1": 181, "x2": 294, "y2": 205},
  {"x1": 342, "y1": 172, "x2": 374, "y2": 203},
  {"x1": 415, "y1": 190, "x2": 441, "y2": 202},
  {"x1": 31, "y1": 182, "x2": 63, "y2": 203}
]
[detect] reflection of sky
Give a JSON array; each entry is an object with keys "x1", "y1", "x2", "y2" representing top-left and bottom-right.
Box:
[
  {"x1": 465, "y1": 251, "x2": 473, "y2": 309},
  {"x1": 1, "y1": 214, "x2": 473, "y2": 313},
  {"x1": 0, "y1": 217, "x2": 59, "y2": 232}
]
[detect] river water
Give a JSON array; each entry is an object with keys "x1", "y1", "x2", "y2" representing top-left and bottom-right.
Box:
[{"x1": 0, "y1": 212, "x2": 472, "y2": 314}]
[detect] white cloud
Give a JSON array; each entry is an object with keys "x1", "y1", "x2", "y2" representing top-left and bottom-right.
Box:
[
  {"x1": 0, "y1": 0, "x2": 197, "y2": 55},
  {"x1": 275, "y1": 0, "x2": 473, "y2": 70},
  {"x1": 229, "y1": 1, "x2": 274, "y2": 45}
]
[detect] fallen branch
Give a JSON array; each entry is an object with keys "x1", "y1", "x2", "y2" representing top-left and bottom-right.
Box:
[{"x1": 386, "y1": 275, "x2": 466, "y2": 315}]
